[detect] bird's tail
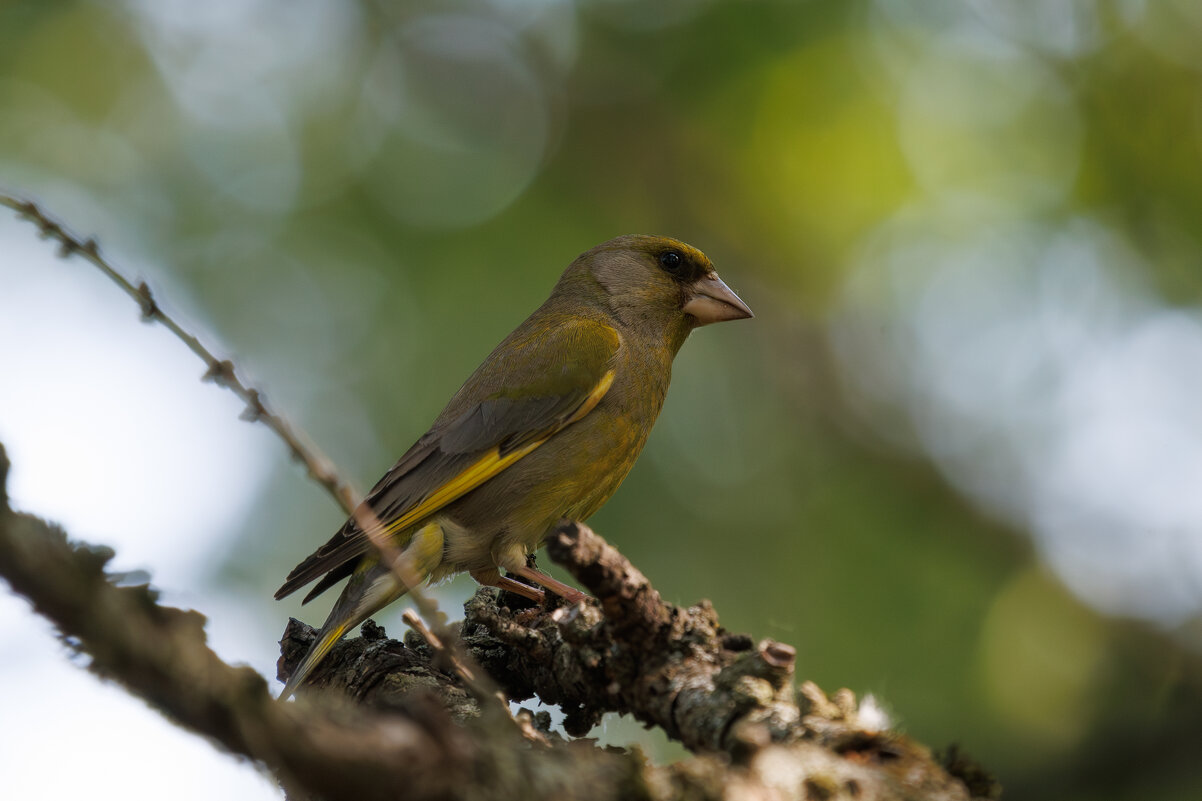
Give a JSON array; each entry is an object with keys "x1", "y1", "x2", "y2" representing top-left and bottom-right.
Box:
[{"x1": 278, "y1": 520, "x2": 445, "y2": 701}]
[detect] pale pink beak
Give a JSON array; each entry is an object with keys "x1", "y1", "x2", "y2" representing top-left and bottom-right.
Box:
[{"x1": 682, "y1": 273, "x2": 753, "y2": 326}]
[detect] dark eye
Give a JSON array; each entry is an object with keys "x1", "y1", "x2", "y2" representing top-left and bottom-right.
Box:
[{"x1": 659, "y1": 250, "x2": 684, "y2": 273}]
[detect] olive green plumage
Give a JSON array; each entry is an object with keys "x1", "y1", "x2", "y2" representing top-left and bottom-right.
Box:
[{"x1": 276, "y1": 234, "x2": 752, "y2": 699}]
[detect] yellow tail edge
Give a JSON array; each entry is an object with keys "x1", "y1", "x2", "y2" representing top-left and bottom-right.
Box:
[{"x1": 278, "y1": 621, "x2": 349, "y2": 701}]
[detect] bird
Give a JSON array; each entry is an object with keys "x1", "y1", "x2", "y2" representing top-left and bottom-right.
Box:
[{"x1": 275, "y1": 234, "x2": 752, "y2": 699}]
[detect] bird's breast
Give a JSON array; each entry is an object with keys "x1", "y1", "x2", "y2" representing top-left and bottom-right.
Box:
[{"x1": 442, "y1": 344, "x2": 671, "y2": 570}]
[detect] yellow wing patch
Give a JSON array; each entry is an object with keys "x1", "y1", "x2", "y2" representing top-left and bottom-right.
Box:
[
  {"x1": 566, "y1": 366, "x2": 616, "y2": 424},
  {"x1": 378, "y1": 369, "x2": 616, "y2": 540}
]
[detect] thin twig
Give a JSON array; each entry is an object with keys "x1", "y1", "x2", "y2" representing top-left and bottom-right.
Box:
[
  {"x1": 351, "y1": 504, "x2": 521, "y2": 729},
  {"x1": 351, "y1": 504, "x2": 448, "y2": 634},
  {"x1": 401, "y1": 608, "x2": 525, "y2": 734},
  {"x1": 0, "y1": 193, "x2": 356, "y2": 516},
  {"x1": 402, "y1": 607, "x2": 539, "y2": 740},
  {"x1": 3, "y1": 193, "x2": 516, "y2": 719}
]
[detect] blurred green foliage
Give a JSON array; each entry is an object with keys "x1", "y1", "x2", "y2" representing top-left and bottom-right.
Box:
[{"x1": 3, "y1": 1, "x2": 1202, "y2": 798}]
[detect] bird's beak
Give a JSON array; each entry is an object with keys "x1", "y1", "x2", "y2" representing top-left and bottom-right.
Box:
[{"x1": 683, "y1": 273, "x2": 754, "y2": 326}]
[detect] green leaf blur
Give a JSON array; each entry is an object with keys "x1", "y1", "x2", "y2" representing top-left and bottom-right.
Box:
[{"x1": 3, "y1": 2, "x2": 1201, "y2": 798}]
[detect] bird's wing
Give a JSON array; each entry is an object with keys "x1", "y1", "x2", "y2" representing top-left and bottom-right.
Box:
[{"x1": 274, "y1": 316, "x2": 620, "y2": 602}]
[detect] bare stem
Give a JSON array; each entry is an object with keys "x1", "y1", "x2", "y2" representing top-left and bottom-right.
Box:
[
  {"x1": 1, "y1": 193, "x2": 356, "y2": 515},
  {"x1": 3, "y1": 193, "x2": 507, "y2": 710},
  {"x1": 350, "y1": 504, "x2": 515, "y2": 722},
  {"x1": 401, "y1": 608, "x2": 524, "y2": 734}
]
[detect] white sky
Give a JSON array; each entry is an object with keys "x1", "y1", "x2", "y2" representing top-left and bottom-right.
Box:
[{"x1": 0, "y1": 217, "x2": 281, "y2": 799}]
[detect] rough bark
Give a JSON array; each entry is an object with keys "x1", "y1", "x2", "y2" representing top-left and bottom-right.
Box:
[{"x1": 0, "y1": 442, "x2": 999, "y2": 800}]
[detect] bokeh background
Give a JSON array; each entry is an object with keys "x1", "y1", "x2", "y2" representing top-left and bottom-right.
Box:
[{"x1": 2, "y1": 1, "x2": 1202, "y2": 798}]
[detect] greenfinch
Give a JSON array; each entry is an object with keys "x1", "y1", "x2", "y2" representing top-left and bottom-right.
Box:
[{"x1": 276, "y1": 235, "x2": 752, "y2": 699}]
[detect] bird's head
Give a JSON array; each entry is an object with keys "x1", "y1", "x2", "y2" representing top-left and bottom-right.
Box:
[{"x1": 558, "y1": 235, "x2": 752, "y2": 351}]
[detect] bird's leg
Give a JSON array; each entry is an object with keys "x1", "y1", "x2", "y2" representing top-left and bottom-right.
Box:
[
  {"x1": 494, "y1": 576, "x2": 545, "y2": 602},
  {"x1": 511, "y1": 565, "x2": 589, "y2": 605},
  {"x1": 471, "y1": 567, "x2": 545, "y2": 603}
]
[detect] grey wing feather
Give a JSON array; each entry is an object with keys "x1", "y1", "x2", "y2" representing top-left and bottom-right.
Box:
[
  {"x1": 273, "y1": 315, "x2": 620, "y2": 602},
  {"x1": 274, "y1": 389, "x2": 595, "y2": 601}
]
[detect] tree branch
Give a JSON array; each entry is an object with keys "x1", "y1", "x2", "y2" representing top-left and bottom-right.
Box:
[
  {"x1": 1, "y1": 440, "x2": 997, "y2": 800},
  {"x1": 278, "y1": 520, "x2": 1000, "y2": 800}
]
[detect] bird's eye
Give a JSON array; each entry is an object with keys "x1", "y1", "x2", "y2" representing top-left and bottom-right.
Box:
[{"x1": 659, "y1": 250, "x2": 684, "y2": 273}]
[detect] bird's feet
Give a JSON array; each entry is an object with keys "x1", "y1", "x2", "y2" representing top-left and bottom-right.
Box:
[
  {"x1": 511, "y1": 565, "x2": 589, "y2": 605},
  {"x1": 471, "y1": 567, "x2": 589, "y2": 605}
]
